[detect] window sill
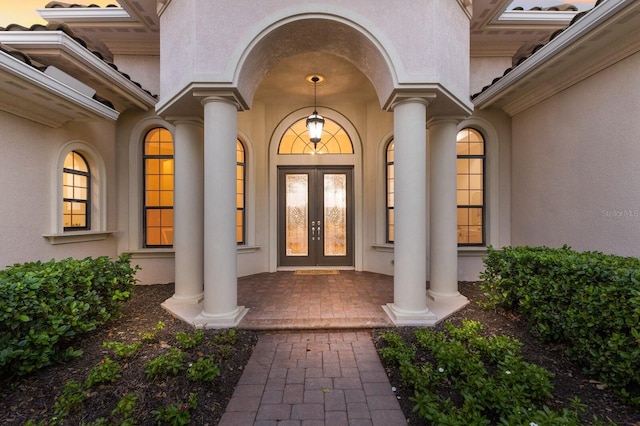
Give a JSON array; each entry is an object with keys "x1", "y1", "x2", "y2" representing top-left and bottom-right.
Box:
[
  {"x1": 238, "y1": 245, "x2": 260, "y2": 254},
  {"x1": 123, "y1": 246, "x2": 261, "y2": 258},
  {"x1": 372, "y1": 243, "x2": 394, "y2": 253},
  {"x1": 125, "y1": 249, "x2": 175, "y2": 259},
  {"x1": 458, "y1": 246, "x2": 488, "y2": 257},
  {"x1": 372, "y1": 243, "x2": 487, "y2": 257},
  {"x1": 43, "y1": 231, "x2": 114, "y2": 245}
]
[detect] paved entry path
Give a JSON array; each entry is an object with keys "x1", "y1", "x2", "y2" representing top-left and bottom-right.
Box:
[
  {"x1": 237, "y1": 271, "x2": 394, "y2": 330},
  {"x1": 218, "y1": 331, "x2": 408, "y2": 426}
]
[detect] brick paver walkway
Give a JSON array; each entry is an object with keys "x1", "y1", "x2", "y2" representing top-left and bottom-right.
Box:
[
  {"x1": 217, "y1": 272, "x2": 408, "y2": 424},
  {"x1": 218, "y1": 331, "x2": 407, "y2": 426}
]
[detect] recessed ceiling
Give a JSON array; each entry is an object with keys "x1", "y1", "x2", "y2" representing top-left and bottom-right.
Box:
[{"x1": 254, "y1": 52, "x2": 377, "y2": 105}]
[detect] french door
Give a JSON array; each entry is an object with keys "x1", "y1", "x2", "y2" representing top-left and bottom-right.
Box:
[{"x1": 278, "y1": 167, "x2": 354, "y2": 267}]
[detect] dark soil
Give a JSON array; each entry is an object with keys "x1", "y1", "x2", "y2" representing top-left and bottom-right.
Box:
[
  {"x1": 1, "y1": 281, "x2": 638, "y2": 425},
  {"x1": 0, "y1": 284, "x2": 259, "y2": 425},
  {"x1": 373, "y1": 282, "x2": 640, "y2": 426}
]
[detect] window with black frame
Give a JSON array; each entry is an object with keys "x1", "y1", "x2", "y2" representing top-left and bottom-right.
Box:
[
  {"x1": 143, "y1": 128, "x2": 174, "y2": 247},
  {"x1": 63, "y1": 151, "x2": 90, "y2": 231},
  {"x1": 237, "y1": 139, "x2": 246, "y2": 245},
  {"x1": 457, "y1": 128, "x2": 485, "y2": 246},
  {"x1": 385, "y1": 139, "x2": 395, "y2": 243}
]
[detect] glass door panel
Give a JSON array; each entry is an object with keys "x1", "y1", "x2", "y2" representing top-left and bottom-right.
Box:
[
  {"x1": 323, "y1": 174, "x2": 347, "y2": 256},
  {"x1": 285, "y1": 174, "x2": 309, "y2": 256}
]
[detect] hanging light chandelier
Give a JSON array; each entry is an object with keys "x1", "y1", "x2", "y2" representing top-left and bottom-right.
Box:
[{"x1": 306, "y1": 75, "x2": 324, "y2": 151}]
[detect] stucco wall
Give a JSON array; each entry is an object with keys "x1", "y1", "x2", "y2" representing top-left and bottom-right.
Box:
[
  {"x1": 511, "y1": 52, "x2": 640, "y2": 257},
  {"x1": 159, "y1": 0, "x2": 471, "y2": 109},
  {"x1": 0, "y1": 112, "x2": 118, "y2": 269},
  {"x1": 114, "y1": 55, "x2": 160, "y2": 96},
  {"x1": 470, "y1": 57, "x2": 513, "y2": 96}
]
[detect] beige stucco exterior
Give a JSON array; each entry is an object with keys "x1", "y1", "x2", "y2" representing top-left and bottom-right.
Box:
[
  {"x1": 1, "y1": 0, "x2": 638, "y2": 326},
  {"x1": 511, "y1": 51, "x2": 640, "y2": 257}
]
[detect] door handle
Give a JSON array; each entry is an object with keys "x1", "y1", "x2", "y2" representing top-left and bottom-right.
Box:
[{"x1": 311, "y1": 221, "x2": 321, "y2": 240}]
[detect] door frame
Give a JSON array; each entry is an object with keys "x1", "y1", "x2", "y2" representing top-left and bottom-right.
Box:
[
  {"x1": 268, "y1": 108, "x2": 362, "y2": 271},
  {"x1": 277, "y1": 166, "x2": 354, "y2": 267}
]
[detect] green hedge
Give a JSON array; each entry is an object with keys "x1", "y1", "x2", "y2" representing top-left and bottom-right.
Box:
[
  {"x1": 480, "y1": 246, "x2": 640, "y2": 401},
  {"x1": 0, "y1": 254, "x2": 138, "y2": 377}
]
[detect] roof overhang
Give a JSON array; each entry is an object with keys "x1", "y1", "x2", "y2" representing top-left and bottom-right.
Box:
[
  {"x1": 0, "y1": 31, "x2": 157, "y2": 112},
  {"x1": 37, "y1": 5, "x2": 159, "y2": 57},
  {"x1": 473, "y1": 0, "x2": 640, "y2": 115},
  {"x1": 0, "y1": 50, "x2": 118, "y2": 128}
]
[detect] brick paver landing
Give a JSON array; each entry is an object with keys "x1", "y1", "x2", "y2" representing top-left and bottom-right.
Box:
[{"x1": 237, "y1": 271, "x2": 394, "y2": 330}]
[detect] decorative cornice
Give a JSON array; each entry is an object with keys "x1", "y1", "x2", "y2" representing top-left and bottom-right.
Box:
[
  {"x1": 103, "y1": 40, "x2": 160, "y2": 56},
  {"x1": 457, "y1": 0, "x2": 473, "y2": 20},
  {"x1": 473, "y1": 0, "x2": 640, "y2": 116},
  {"x1": 0, "y1": 49, "x2": 119, "y2": 127},
  {"x1": 384, "y1": 91, "x2": 437, "y2": 112},
  {"x1": 0, "y1": 31, "x2": 157, "y2": 110},
  {"x1": 38, "y1": 7, "x2": 132, "y2": 23}
]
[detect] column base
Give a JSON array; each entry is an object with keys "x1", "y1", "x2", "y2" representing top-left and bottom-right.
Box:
[
  {"x1": 161, "y1": 298, "x2": 248, "y2": 329},
  {"x1": 382, "y1": 303, "x2": 438, "y2": 326},
  {"x1": 168, "y1": 292, "x2": 204, "y2": 305},
  {"x1": 194, "y1": 306, "x2": 249, "y2": 329},
  {"x1": 426, "y1": 292, "x2": 470, "y2": 322}
]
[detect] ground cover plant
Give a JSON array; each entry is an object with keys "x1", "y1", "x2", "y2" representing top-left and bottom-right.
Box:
[
  {"x1": 481, "y1": 245, "x2": 640, "y2": 404},
  {"x1": 0, "y1": 285, "x2": 258, "y2": 425},
  {"x1": 2, "y1": 281, "x2": 639, "y2": 424},
  {"x1": 0, "y1": 255, "x2": 137, "y2": 377},
  {"x1": 377, "y1": 320, "x2": 593, "y2": 425}
]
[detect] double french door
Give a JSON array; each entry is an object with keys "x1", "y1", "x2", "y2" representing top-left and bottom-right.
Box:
[{"x1": 278, "y1": 167, "x2": 354, "y2": 267}]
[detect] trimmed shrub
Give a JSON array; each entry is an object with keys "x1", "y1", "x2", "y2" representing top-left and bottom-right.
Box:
[
  {"x1": 480, "y1": 245, "x2": 640, "y2": 400},
  {"x1": 0, "y1": 254, "x2": 138, "y2": 377}
]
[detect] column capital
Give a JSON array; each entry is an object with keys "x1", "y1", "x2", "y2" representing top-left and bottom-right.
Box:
[
  {"x1": 165, "y1": 116, "x2": 204, "y2": 126},
  {"x1": 427, "y1": 115, "x2": 468, "y2": 127},
  {"x1": 195, "y1": 90, "x2": 245, "y2": 111},
  {"x1": 385, "y1": 91, "x2": 437, "y2": 112}
]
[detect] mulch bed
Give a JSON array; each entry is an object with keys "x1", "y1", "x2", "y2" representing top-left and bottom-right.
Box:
[
  {"x1": 1, "y1": 281, "x2": 639, "y2": 425},
  {"x1": 0, "y1": 284, "x2": 258, "y2": 425},
  {"x1": 373, "y1": 282, "x2": 640, "y2": 426}
]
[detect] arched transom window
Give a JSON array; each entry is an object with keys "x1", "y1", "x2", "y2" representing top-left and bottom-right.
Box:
[
  {"x1": 143, "y1": 128, "x2": 174, "y2": 247},
  {"x1": 278, "y1": 117, "x2": 353, "y2": 154},
  {"x1": 63, "y1": 151, "x2": 90, "y2": 231},
  {"x1": 457, "y1": 128, "x2": 485, "y2": 246}
]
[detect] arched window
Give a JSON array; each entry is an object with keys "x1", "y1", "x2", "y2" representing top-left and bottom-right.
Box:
[
  {"x1": 237, "y1": 139, "x2": 246, "y2": 245},
  {"x1": 278, "y1": 117, "x2": 353, "y2": 154},
  {"x1": 457, "y1": 128, "x2": 485, "y2": 246},
  {"x1": 63, "y1": 151, "x2": 90, "y2": 231},
  {"x1": 386, "y1": 139, "x2": 395, "y2": 243},
  {"x1": 143, "y1": 128, "x2": 174, "y2": 247}
]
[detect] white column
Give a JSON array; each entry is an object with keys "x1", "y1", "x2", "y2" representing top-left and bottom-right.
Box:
[
  {"x1": 428, "y1": 117, "x2": 465, "y2": 300},
  {"x1": 195, "y1": 96, "x2": 247, "y2": 327},
  {"x1": 383, "y1": 98, "x2": 436, "y2": 324},
  {"x1": 172, "y1": 119, "x2": 204, "y2": 303}
]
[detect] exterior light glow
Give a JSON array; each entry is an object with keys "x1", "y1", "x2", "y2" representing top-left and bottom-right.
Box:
[{"x1": 306, "y1": 76, "x2": 324, "y2": 150}]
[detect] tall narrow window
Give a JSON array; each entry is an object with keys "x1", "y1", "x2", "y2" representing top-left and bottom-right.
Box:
[
  {"x1": 63, "y1": 151, "x2": 90, "y2": 231},
  {"x1": 237, "y1": 139, "x2": 246, "y2": 245},
  {"x1": 457, "y1": 128, "x2": 485, "y2": 246},
  {"x1": 144, "y1": 128, "x2": 174, "y2": 247},
  {"x1": 386, "y1": 140, "x2": 395, "y2": 243}
]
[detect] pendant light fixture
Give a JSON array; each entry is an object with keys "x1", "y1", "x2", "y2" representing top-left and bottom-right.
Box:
[{"x1": 306, "y1": 75, "x2": 324, "y2": 151}]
